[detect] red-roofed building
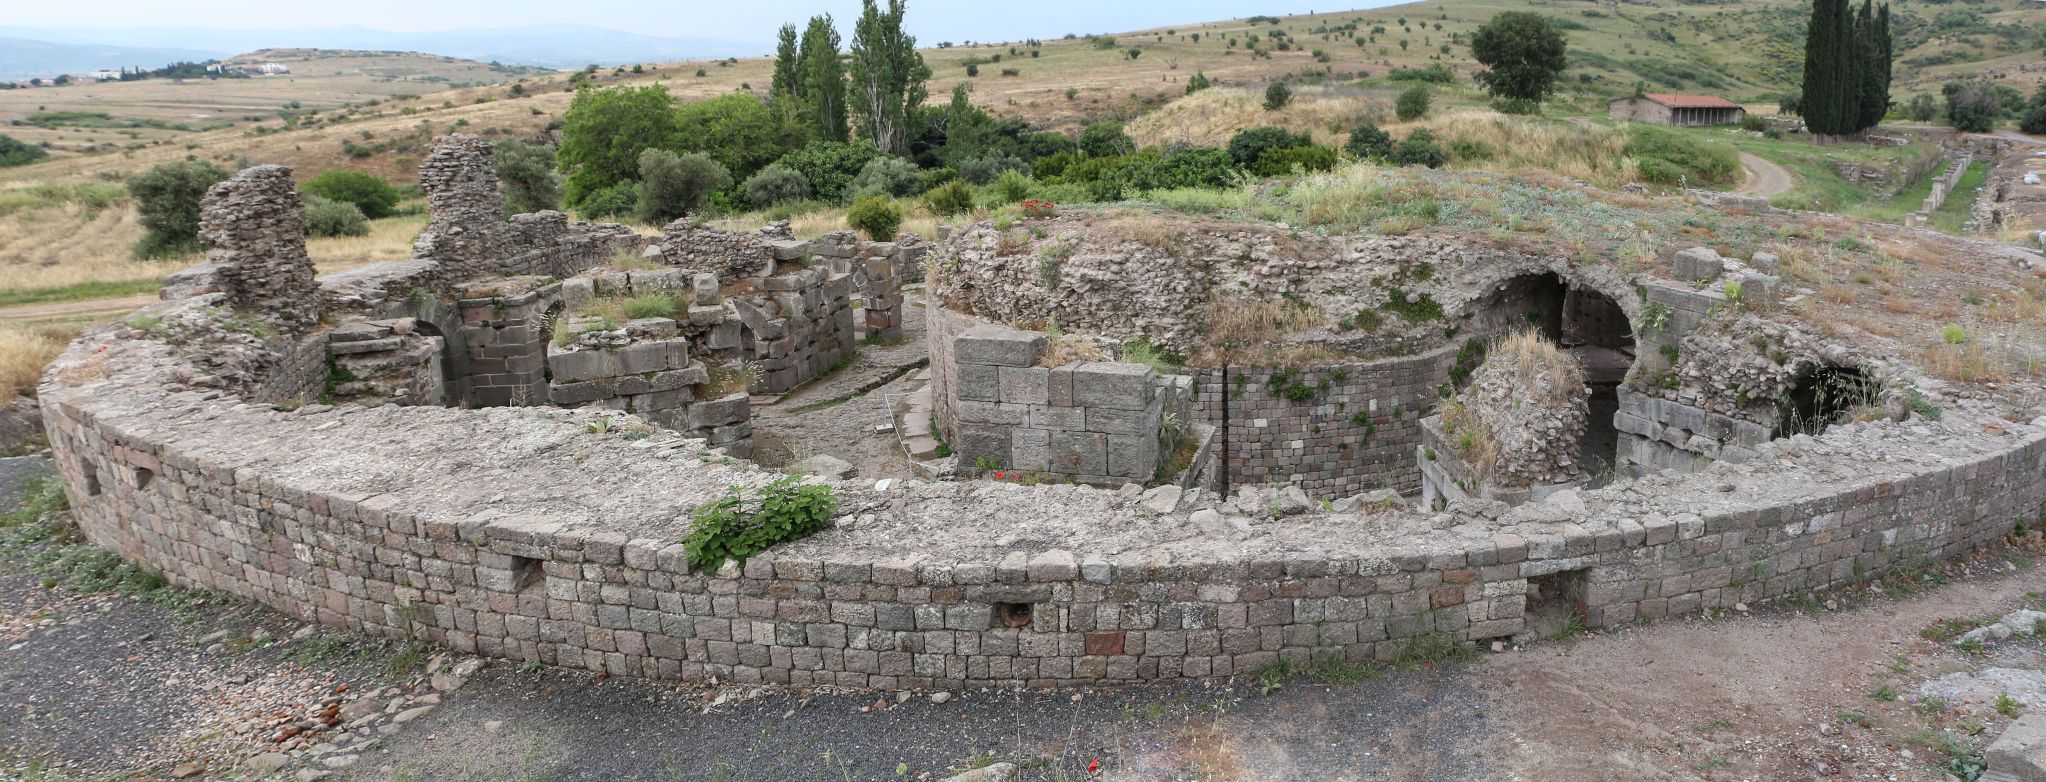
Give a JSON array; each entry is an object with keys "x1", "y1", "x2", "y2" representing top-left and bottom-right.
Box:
[{"x1": 1608, "y1": 93, "x2": 1747, "y2": 126}]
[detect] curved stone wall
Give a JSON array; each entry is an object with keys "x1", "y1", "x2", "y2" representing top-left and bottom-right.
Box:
[{"x1": 39, "y1": 296, "x2": 2046, "y2": 687}]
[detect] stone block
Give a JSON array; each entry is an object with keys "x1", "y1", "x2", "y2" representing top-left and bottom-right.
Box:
[
  {"x1": 548, "y1": 349, "x2": 621, "y2": 384},
  {"x1": 955, "y1": 325, "x2": 1046, "y2": 368},
  {"x1": 1049, "y1": 431, "x2": 1106, "y2": 475},
  {"x1": 955, "y1": 363, "x2": 1001, "y2": 402},
  {"x1": 957, "y1": 401, "x2": 1027, "y2": 426},
  {"x1": 1106, "y1": 434, "x2": 1159, "y2": 479},
  {"x1": 1672, "y1": 247, "x2": 1724, "y2": 282},
  {"x1": 692, "y1": 273, "x2": 720, "y2": 306},
  {"x1": 686, "y1": 394, "x2": 751, "y2": 430},
  {"x1": 1025, "y1": 405, "x2": 1084, "y2": 430},
  {"x1": 1047, "y1": 366, "x2": 1075, "y2": 407},
  {"x1": 957, "y1": 424, "x2": 1013, "y2": 468},
  {"x1": 1085, "y1": 405, "x2": 1154, "y2": 436},
  {"x1": 1070, "y1": 363, "x2": 1152, "y2": 410},
  {"x1": 1986, "y1": 712, "x2": 2046, "y2": 782},
  {"x1": 998, "y1": 366, "x2": 1050, "y2": 405}
]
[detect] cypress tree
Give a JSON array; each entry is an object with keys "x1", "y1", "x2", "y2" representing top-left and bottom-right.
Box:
[
  {"x1": 1868, "y1": 4, "x2": 1894, "y2": 132},
  {"x1": 1803, "y1": 0, "x2": 1857, "y2": 140},
  {"x1": 799, "y1": 16, "x2": 849, "y2": 143}
]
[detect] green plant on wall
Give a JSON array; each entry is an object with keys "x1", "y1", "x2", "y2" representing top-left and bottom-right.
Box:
[{"x1": 683, "y1": 477, "x2": 838, "y2": 572}]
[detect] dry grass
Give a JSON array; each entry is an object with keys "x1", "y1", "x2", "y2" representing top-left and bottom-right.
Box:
[
  {"x1": 1489, "y1": 329, "x2": 1584, "y2": 407},
  {"x1": 1126, "y1": 85, "x2": 1377, "y2": 149},
  {"x1": 0, "y1": 322, "x2": 83, "y2": 399},
  {"x1": 1286, "y1": 165, "x2": 1445, "y2": 234},
  {"x1": 1437, "y1": 397, "x2": 1500, "y2": 483},
  {"x1": 1191, "y1": 295, "x2": 1328, "y2": 366},
  {"x1": 1039, "y1": 334, "x2": 1111, "y2": 367},
  {"x1": 708, "y1": 207, "x2": 941, "y2": 242},
  {"x1": 307, "y1": 213, "x2": 430, "y2": 274},
  {"x1": 1922, "y1": 325, "x2": 2044, "y2": 383}
]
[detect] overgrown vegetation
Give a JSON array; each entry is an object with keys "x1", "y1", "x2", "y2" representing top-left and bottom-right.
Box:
[{"x1": 682, "y1": 478, "x2": 839, "y2": 572}]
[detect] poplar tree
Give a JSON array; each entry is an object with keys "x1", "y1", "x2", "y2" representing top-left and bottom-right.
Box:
[
  {"x1": 848, "y1": 0, "x2": 931, "y2": 156},
  {"x1": 799, "y1": 16, "x2": 849, "y2": 142},
  {"x1": 770, "y1": 24, "x2": 802, "y2": 101}
]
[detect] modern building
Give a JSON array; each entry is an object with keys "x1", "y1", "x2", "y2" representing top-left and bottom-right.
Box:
[{"x1": 1608, "y1": 93, "x2": 1746, "y2": 126}]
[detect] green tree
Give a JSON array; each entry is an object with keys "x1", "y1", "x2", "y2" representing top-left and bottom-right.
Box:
[
  {"x1": 771, "y1": 139, "x2": 885, "y2": 202},
  {"x1": 1263, "y1": 82, "x2": 1293, "y2": 111},
  {"x1": 1078, "y1": 121, "x2": 1135, "y2": 158},
  {"x1": 674, "y1": 92, "x2": 807, "y2": 179},
  {"x1": 1855, "y1": 2, "x2": 1893, "y2": 132},
  {"x1": 634, "y1": 149, "x2": 731, "y2": 224},
  {"x1": 1944, "y1": 82, "x2": 2000, "y2": 133},
  {"x1": 0, "y1": 133, "x2": 48, "y2": 167},
  {"x1": 1469, "y1": 11, "x2": 1568, "y2": 103},
  {"x1": 770, "y1": 23, "x2": 803, "y2": 101},
  {"x1": 799, "y1": 16, "x2": 849, "y2": 142},
  {"x1": 303, "y1": 169, "x2": 400, "y2": 219},
  {"x1": 1344, "y1": 122, "x2": 1393, "y2": 160},
  {"x1": 1185, "y1": 71, "x2": 1211, "y2": 95},
  {"x1": 557, "y1": 84, "x2": 680, "y2": 208},
  {"x1": 1802, "y1": 0, "x2": 1856, "y2": 140},
  {"x1": 127, "y1": 159, "x2": 231, "y2": 258},
  {"x1": 303, "y1": 195, "x2": 370, "y2": 238},
  {"x1": 1396, "y1": 86, "x2": 1432, "y2": 121},
  {"x1": 495, "y1": 140, "x2": 562, "y2": 216},
  {"x1": 743, "y1": 165, "x2": 811, "y2": 207},
  {"x1": 847, "y1": 0, "x2": 932, "y2": 155}
]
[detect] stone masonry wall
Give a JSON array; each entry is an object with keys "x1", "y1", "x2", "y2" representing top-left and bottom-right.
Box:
[
  {"x1": 200, "y1": 165, "x2": 322, "y2": 336},
  {"x1": 734, "y1": 267, "x2": 856, "y2": 395},
  {"x1": 37, "y1": 322, "x2": 2046, "y2": 688},
  {"x1": 1194, "y1": 345, "x2": 1456, "y2": 499},
  {"x1": 458, "y1": 283, "x2": 557, "y2": 407},
  {"x1": 1615, "y1": 386, "x2": 1772, "y2": 475},
  {"x1": 948, "y1": 323, "x2": 1188, "y2": 485}
]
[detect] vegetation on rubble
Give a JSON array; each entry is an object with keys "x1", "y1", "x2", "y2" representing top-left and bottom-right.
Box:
[{"x1": 683, "y1": 477, "x2": 839, "y2": 572}]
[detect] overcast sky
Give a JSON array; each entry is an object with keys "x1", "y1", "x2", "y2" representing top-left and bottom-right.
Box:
[{"x1": 6, "y1": 1, "x2": 1406, "y2": 44}]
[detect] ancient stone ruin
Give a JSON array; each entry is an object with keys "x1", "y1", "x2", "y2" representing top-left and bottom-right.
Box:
[{"x1": 34, "y1": 134, "x2": 2046, "y2": 692}]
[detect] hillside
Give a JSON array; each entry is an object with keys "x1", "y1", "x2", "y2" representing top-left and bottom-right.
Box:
[{"x1": 0, "y1": 49, "x2": 544, "y2": 163}]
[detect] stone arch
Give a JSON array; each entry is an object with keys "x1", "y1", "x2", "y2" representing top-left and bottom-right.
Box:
[
  {"x1": 1458, "y1": 269, "x2": 1640, "y2": 479},
  {"x1": 1775, "y1": 362, "x2": 1878, "y2": 439}
]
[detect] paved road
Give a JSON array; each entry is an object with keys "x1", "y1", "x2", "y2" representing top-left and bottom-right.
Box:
[{"x1": 1736, "y1": 152, "x2": 1794, "y2": 198}]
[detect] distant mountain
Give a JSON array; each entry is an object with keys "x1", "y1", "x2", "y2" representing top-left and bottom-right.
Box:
[
  {"x1": 3, "y1": 25, "x2": 768, "y2": 70},
  {"x1": 0, "y1": 37, "x2": 228, "y2": 77}
]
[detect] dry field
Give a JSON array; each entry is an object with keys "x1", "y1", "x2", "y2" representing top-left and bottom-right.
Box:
[{"x1": 0, "y1": 49, "x2": 539, "y2": 161}]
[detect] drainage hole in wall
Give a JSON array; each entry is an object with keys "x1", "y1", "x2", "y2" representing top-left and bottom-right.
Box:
[
  {"x1": 993, "y1": 602, "x2": 1034, "y2": 628},
  {"x1": 510, "y1": 555, "x2": 545, "y2": 593},
  {"x1": 134, "y1": 467, "x2": 154, "y2": 491}
]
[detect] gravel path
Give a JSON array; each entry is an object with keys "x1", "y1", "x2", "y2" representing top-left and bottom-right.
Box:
[
  {"x1": 331, "y1": 664, "x2": 1493, "y2": 782},
  {"x1": 749, "y1": 295, "x2": 931, "y2": 479}
]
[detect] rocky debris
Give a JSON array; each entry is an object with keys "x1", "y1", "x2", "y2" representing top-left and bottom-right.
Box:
[
  {"x1": 940, "y1": 763, "x2": 1020, "y2": 782},
  {"x1": 795, "y1": 454, "x2": 858, "y2": 480},
  {"x1": 654, "y1": 222, "x2": 776, "y2": 281},
  {"x1": 199, "y1": 165, "x2": 322, "y2": 336},
  {"x1": 412, "y1": 134, "x2": 507, "y2": 276},
  {"x1": 1918, "y1": 668, "x2": 2046, "y2": 716},
  {"x1": 1454, "y1": 334, "x2": 1588, "y2": 488},
  {"x1": 1956, "y1": 610, "x2": 2046, "y2": 646}
]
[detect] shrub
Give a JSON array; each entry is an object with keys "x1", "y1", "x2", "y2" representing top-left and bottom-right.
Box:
[
  {"x1": 770, "y1": 139, "x2": 885, "y2": 203},
  {"x1": 1396, "y1": 86, "x2": 1432, "y2": 121},
  {"x1": 991, "y1": 169, "x2": 1035, "y2": 203},
  {"x1": 1263, "y1": 82, "x2": 1294, "y2": 111},
  {"x1": 682, "y1": 477, "x2": 838, "y2": 572},
  {"x1": 1385, "y1": 63, "x2": 1457, "y2": 84},
  {"x1": 845, "y1": 195, "x2": 902, "y2": 240},
  {"x1": 1252, "y1": 144, "x2": 1339, "y2": 176},
  {"x1": 623, "y1": 292, "x2": 682, "y2": 320},
  {"x1": 634, "y1": 149, "x2": 732, "y2": 223},
  {"x1": 127, "y1": 159, "x2": 231, "y2": 258},
  {"x1": 957, "y1": 152, "x2": 1027, "y2": 185},
  {"x1": 742, "y1": 164, "x2": 811, "y2": 208},
  {"x1": 0, "y1": 133, "x2": 48, "y2": 168},
  {"x1": 579, "y1": 181, "x2": 639, "y2": 219},
  {"x1": 1078, "y1": 121, "x2": 1136, "y2": 158},
  {"x1": 1944, "y1": 82, "x2": 2000, "y2": 134},
  {"x1": 495, "y1": 140, "x2": 562, "y2": 216},
  {"x1": 1185, "y1": 71, "x2": 1212, "y2": 94},
  {"x1": 302, "y1": 195, "x2": 369, "y2": 238},
  {"x1": 303, "y1": 169, "x2": 400, "y2": 219},
  {"x1": 1389, "y1": 130, "x2": 1448, "y2": 168},
  {"x1": 1490, "y1": 98, "x2": 1541, "y2": 115},
  {"x1": 1739, "y1": 114, "x2": 1769, "y2": 133},
  {"x1": 557, "y1": 84, "x2": 681, "y2": 208},
  {"x1": 850, "y1": 156, "x2": 926, "y2": 198},
  {"x1": 1228, "y1": 126, "x2": 1310, "y2": 167},
  {"x1": 925, "y1": 179, "x2": 976, "y2": 215},
  {"x1": 1623, "y1": 125, "x2": 1738, "y2": 186},
  {"x1": 2022, "y1": 106, "x2": 2046, "y2": 136},
  {"x1": 1030, "y1": 149, "x2": 1083, "y2": 179},
  {"x1": 1345, "y1": 122, "x2": 1393, "y2": 160}
]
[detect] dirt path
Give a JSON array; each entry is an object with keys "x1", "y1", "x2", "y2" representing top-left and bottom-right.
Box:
[
  {"x1": 1492, "y1": 552, "x2": 2043, "y2": 782},
  {"x1": 0, "y1": 294, "x2": 152, "y2": 324},
  {"x1": 1737, "y1": 152, "x2": 1794, "y2": 198}
]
